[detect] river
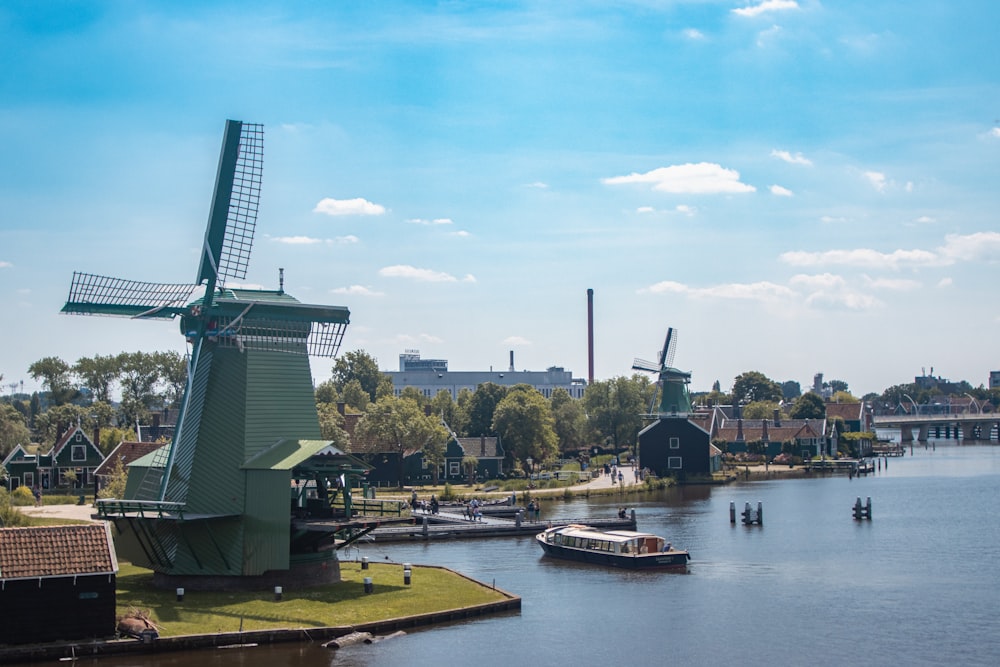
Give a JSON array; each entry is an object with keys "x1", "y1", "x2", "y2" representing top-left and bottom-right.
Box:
[{"x1": 67, "y1": 442, "x2": 1000, "y2": 666}]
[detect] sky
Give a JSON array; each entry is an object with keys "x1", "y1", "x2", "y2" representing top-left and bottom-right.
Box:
[{"x1": 1, "y1": 0, "x2": 998, "y2": 400}]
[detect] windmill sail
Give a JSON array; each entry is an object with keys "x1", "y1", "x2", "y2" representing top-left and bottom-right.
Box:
[
  {"x1": 61, "y1": 272, "x2": 197, "y2": 318},
  {"x1": 632, "y1": 326, "x2": 692, "y2": 416}
]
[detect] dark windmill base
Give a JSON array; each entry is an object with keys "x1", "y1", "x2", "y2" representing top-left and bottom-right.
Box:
[{"x1": 152, "y1": 550, "x2": 343, "y2": 592}]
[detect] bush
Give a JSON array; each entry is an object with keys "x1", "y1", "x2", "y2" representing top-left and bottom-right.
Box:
[
  {"x1": 11, "y1": 485, "x2": 34, "y2": 506},
  {"x1": 440, "y1": 483, "x2": 455, "y2": 501}
]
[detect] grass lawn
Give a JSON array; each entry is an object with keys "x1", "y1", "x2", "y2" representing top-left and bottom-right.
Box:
[{"x1": 116, "y1": 561, "x2": 510, "y2": 637}]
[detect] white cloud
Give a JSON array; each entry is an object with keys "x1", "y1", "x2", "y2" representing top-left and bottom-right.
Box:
[
  {"x1": 675, "y1": 205, "x2": 697, "y2": 216},
  {"x1": 914, "y1": 216, "x2": 936, "y2": 224},
  {"x1": 938, "y1": 232, "x2": 1000, "y2": 262},
  {"x1": 732, "y1": 1, "x2": 799, "y2": 18},
  {"x1": 331, "y1": 285, "x2": 385, "y2": 297},
  {"x1": 638, "y1": 280, "x2": 795, "y2": 302},
  {"x1": 990, "y1": 127, "x2": 1000, "y2": 139},
  {"x1": 407, "y1": 218, "x2": 453, "y2": 225},
  {"x1": 937, "y1": 277, "x2": 953, "y2": 288},
  {"x1": 525, "y1": 181, "x2": 549, "y2": 189},
  {"x1": 331, "y1": 235, "x2": 360, "y2": 244},
  {"x1": 0, "y1": 261, "x2": 12, "y2": 268},
  {"x1": 770, "y1": 185, "x2": 793, "y2": 197},
  {"x1": 603, "y1": 162, "x2": 756, "y2": 194},
  {"x1": 820, "y1": 215, "x2": 848, "y2": 224},
  {"x1": 379, "y1": 265, "x2": 460, "y2": 282},
  {"x1": 770, "y1": 149, "x2": 812, "y2": 166},
  {"x1": 461, "y1": 274, "x2": 477, "y2": 283},
  {"x1": 780, "y1": 247, "x2": 939, "y2": 269},
  {"x1": 450, "y1": 230, "x2": 471, "y2": 238},
  {"x1": 503, "y1": 336, "x2": 532, "y2": 346},
  {"x1": 313, "y1": 197, "x2": 386, "y2": 216},
  {"x1": 789, "y1": 273, "x2": 846, "y2": 289},
  {"x1": 864, "y1": 171, "x2": 887, "y2": 192},
  {"x1": 272, "y1": 235, "x2": 323, "y2": 245},
  {"x1": 756, "y1": 25, "x2": 783, "y2": 48},
  {"x1": 637, "y1": 206, "x2": 655, "y2": 214},
  {"x1": 780, "y1": 232, "x2": 1000, "y2": 271},
  {"x1": 862, "y1": 275, "x2": 921, "y2": 291},
  {"x1": 683, "y1": 28, "x2": 705, "y2": 40},
  {"x1": 803, "y1": 291, "x2": 881, "y2": 310}
]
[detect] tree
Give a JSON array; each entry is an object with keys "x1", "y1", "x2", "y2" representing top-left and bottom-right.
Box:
[
  {"x1": 462, "y1": 455, "x2": 479, "y2": 485},
  {"x1": 789, "y1": 392, "x2": 826, "y2": 419},
  {"x1": 0, "y1": 404, "x2": 32, "y2": 458},
  {"x1": 732, "y1": 371, "x2": 783, "y2": 405},
  {"x1": 492, "y1": 386, "x2": 558, "y2": 470},
  {"x1": 355, "y1": 395, "x2": 448, "y2": 485},
  {"x1": 331, "y1": 350, "x2": 391, "y2": 403},
  {"x1": 158, "y1": 351, "x2": 188, "y2": 408},
  {"x1": 73, "y1": 354, "x2": 119, "y2": 404},
  {"x1": 316, "y1": 402, "x2": 351, "y2": 450},
  {"x1": 399, "y1": 386, "x2": 427, "y2": 408},
  {"x1": 97, "y1": 457, "x2": 128, "y2": 500},
  {"x1": 341, "y1": 379, "x2": 371, "y2": 412},
  {"x1": 582, "y1": 375, "x2": 650, "y2": 452},
  {"x1": 431, "y1": 390, "x2": 465, "y2": 434},
  {"x1": 315, "y1": 379, "x2": 339, "y2": 404},
  {"x1": 743, "y1": 401, "x2": 781, "y2": 420},
  {"x1": 117, "y1": 351, "x2": 165, "y2": 425},
  {"x1": 827, "y1": 379, "x2": 849, "y2": 394},
  {"x1": 28, "y1": 356, "x2": 77, "y2": 406},
  {"x1": 32, "y1": 404, "x2": 92, "y2": 446},
  {"x1": 831, "y1": 390, "x2": 858, "y2": 403},
  {"x1": 466, "y1": 383, "x2": 508, "y2": 436},
  {"x1": 781, "y1": 380, "x2": 802, "y2": 400},
  {"x1": 550, "y1": 387, "x2": 586, "y2": 454}
]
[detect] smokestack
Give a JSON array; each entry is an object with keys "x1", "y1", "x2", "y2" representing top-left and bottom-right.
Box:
[
  {"x1": 279, "y1": 267, "x2": 285, "y2": 293},
  {"x1": 587, "y1": 288, "x2": 594, "y2": 384},
  {"x1": 509, "y1": 350, "x2": 514, "y2": 372}
]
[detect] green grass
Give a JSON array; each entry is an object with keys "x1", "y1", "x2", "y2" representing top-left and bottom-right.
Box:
[{"x1": 116, "y1": 561, "x2": 509, "y2": 637}]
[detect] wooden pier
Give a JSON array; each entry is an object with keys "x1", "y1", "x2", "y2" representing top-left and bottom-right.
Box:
[{"x1": 365, "y1": 511, "x2": 636, "y2": 543}]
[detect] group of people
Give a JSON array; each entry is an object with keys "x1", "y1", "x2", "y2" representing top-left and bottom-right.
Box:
[
  {"x1": 410, "y1": 490, "x2": 439, "y2": 515},
  {"x1": 466, "y1": 497, "x2": 484, "y2": 521}
]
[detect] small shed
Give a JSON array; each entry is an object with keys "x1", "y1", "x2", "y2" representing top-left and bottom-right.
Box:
[{"x1": 0, "y1": 523, "x2": 119, "y2": 645}]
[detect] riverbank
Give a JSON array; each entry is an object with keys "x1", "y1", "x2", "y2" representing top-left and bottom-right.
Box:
[{"x1": 0, "y1": 560, "x2": 519, "y2": 664}]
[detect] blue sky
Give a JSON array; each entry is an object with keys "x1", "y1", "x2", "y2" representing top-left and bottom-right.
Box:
[{"x1": 1, "y1": 0, "x2": 998, "y2": 399}]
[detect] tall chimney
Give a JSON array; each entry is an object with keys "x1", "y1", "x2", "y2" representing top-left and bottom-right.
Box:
[
  {"x1": 509, "y1": 350, "x2": 514, "y2": 372},
  {"x1": 762, "y1": 419, "x2": 769, "y2": 441},
  {"x1": 773, "y1": 409, "x2": 781, "y2": 427},
  {"x1": 587, "y1": 288, "x2": 594, "y2": 385}
]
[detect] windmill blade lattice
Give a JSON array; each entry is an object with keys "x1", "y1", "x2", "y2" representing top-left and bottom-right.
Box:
[
  {"x1": 62, "y1": 272, "x2": 197, "y2": 318},
  {"x1": 660, "y1": 328, "x2": 678, "y2": 369}
]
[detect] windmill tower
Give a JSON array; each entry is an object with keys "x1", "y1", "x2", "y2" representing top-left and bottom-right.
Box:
[
  {"x1": 632, "y1": 327, "x2": 693, "y2": 416},
  {"x1": 63, "y1": 120, "x2": 374, "y2": 588}
]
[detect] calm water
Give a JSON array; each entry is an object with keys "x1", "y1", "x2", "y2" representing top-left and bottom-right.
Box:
[{"x1": 70, "y1": 442, "x2": 1000, "y2": 667}]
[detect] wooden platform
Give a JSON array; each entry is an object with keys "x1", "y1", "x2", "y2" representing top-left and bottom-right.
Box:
[{"x1": 366, "y1": 512, "x2": 636, "y2": 542}]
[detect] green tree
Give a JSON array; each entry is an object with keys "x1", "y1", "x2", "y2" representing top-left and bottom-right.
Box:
[
  {"x1": 431, "y1": 390, "x2": 465, "y2": 434},
  {"x1": 316, "y1": 402, "x2": 351, "y2": 450},
  {"x1": 158, "y1": 351, "x2": 188, "y2": 408},
  {"x1": 466, "y1": 383, "x2": 508, "y2": 436},
  {"x1": 550, "y1": 387, "x2": 586, "y2": 454},
  {"x1": 73, "y1": 354, "x2": 119, "y2": 403},
  {"x1": 582, "y1": 375, "x2": 649, "y2": 452},
  {"x1": 732, "y1": 371, "x2": 783, "y2": 405},
  {"x1": 33, "y1": 404, "x2": 92, "y2": 446},
  {"x1": 827, "y1": 379, "x2": 849, "y2": 394},
  {"x1": 831, "y1": 390, "x2": 858, "y2": 403},
  {"x1": 399, "y1": 386, "x2": 427, "y2": 408},
  {"x1": 341, "y1": 379, "x2": 371, "y2": 412},
  {"x1": 0, "y1": 404, "x2": 32, "y2": 458},
  {"x1": 315, "y1": 379, "x2": 339, "y2": 404},
  {"x1": 97, "y1": 457, "x2": 129, "y2": 500},
  {"x1": 356, "y1": 395, "x2": 448, "y2": 485},
  {"x1": 28, "y1": 356, "x2": 77, "y2": 406},
  {"x1": 789, "y1": 392, "x2": 826, "y2": 419},
  {"x1": 743, "y1": 400, "x2": 781, "y2": 420},
  {"x1": 462, "y1": 455, "x2": 479, "y2": 485},
  {"x1": 331, "y1": 350, "x2": 391, "y2": 403},
  {"x1": 781, "y1": 380, "x2": 802, "y2": 400},
  {"x1": 492, "y1": 386, "x2": 558, "y2": 471}
]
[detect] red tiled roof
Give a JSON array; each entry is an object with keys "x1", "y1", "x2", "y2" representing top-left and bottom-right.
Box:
[
  {"x1": 0, "y1": 524, "x2": 118, "y2": 581},
  {"x1": 825, "y1": 402, "x2": 863, "y2": 421}
]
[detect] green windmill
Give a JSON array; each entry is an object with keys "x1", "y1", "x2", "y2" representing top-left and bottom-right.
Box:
[
  {"x1": 63, "y1": 120, "x2": 379, "y2": 588},
  {"x1": 632, "y1": 327, "x2": 693, "y2": 416}
]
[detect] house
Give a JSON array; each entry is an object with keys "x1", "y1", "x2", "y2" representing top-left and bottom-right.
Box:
[
  {"x1": 825, "y1": 401, "x2": 871, "y2": 432},
  {"x1": 0, "y1": 524, "x2": 119, "y2": 645},
  {"x1": 637, "y1": 416, "x2": 719, "y2": 478},
  {"x1": 2, "y1": 425, "x2": 104, "y2": 492},
  {"x1": 92, "y1": 441, "x2": 165, "y2": 495}
]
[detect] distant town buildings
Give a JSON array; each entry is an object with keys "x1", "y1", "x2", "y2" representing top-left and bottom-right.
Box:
[{"x1": 385, "y1": 350, "x2": 587, "y2": 399}]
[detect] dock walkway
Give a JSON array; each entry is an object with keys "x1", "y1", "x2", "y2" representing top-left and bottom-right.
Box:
[{"x1": 368, "y1": 510, "x2": 635, "y2": 542}]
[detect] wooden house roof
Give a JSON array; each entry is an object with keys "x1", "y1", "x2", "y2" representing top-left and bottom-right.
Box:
[
  {"x1": 456, "y1": 436, "x2": 502, "y2": 458},
  {"x1": 825, "y1": 402, "x2": 864, "y2": 421},
  {"x1": 0, "y1": 524, "x2": 118, "y2": 581},
  {"x1": 94, "y1": 441, "x2": 164, "y2": 476}
]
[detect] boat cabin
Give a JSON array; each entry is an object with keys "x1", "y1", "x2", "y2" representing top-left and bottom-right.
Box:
[{"x1": 548, "y1": 525, "x2": 668, "y2": 554}]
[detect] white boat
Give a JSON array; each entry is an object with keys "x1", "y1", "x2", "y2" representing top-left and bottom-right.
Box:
[{"x1": 536, "y1": 524, "x2": 690, "y2": 570}]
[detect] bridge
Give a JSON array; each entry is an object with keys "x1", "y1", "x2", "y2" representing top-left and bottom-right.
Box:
[{"x1": 872, "y1": 413, "x2": 999, "y2": 442}]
